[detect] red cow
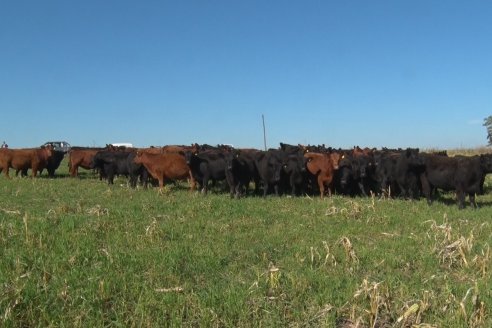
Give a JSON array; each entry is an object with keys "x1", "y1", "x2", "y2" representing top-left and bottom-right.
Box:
[
  {"x1": 305, "y1": 151, "x2": 342, "y2": 198},
  {"x1": 133, "y1": 151, "x2": 195, "y2": 191},
  {"x1": 68, "y1": 148, "x2": 105, "y2": 177},
  {"x1": 0, "y1": 146, "x2": 54, "y2": 178}
]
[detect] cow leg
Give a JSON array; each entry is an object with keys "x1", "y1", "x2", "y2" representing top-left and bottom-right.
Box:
[
  {"x1": 469, "y1": 193, "x2": 478, "y2": 209},
  {"x1": 420, "y1": 174, "x2": 432, "y2": 205},
  {"x1": 234, "y1": 183, "x2": 242, "y2": 199},
  {"x1": 157, "y1": 174, "x2": 165, "y2": 194},
  {"x1": 188, "y1": 171, "x2": 196, "y2": 192},
  {"x1": 274, "y1": 183, "x2": 279, "y2": 196},
  {"x1": 262, "y1": 182, "x2": 269, "y2": 197},
  {"x1": 70, "y1": 162, "x2": 79, "y2": 177},
  {"x1": 317, "y1": 176, "x2": 325, "y2": 199},
  {"x1": 291, "y1": 182, "x2": 296, "y2": 196},
  {"x1": 456, "y1": 190, "x2": 465, "y2": 209},
  {"x1": 226, "y1": 173, "x2": 235, "y2": 198},
  {"x1": 1, "y1": 166, "x2": 10, "y2": 179},
  {"x1": 201, "y1": 174, "x2": 210, "y2": 194},
  {"x1": 31, "y1": 165, "x2": 38, "y2": 177},
  {"x1": 358, "y1": 181, "x2": 368, "y2": 197},
  {"x1": 253, "y1": 177, "x2": 261, "y2": 195}
]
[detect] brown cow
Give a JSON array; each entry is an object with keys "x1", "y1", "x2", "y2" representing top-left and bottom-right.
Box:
[
  {"x1": 133, "y1": 151, "x2": 195, "y2": 191},
  {"x1": 68, "y1": 147, "x2": 105, "y2": 177},
  {"x1": 305, "y1": 151, "x2": 342, "y2": 198},
  {"x1": 0, "y1": 146, "x2": 54, "y2": 178}
]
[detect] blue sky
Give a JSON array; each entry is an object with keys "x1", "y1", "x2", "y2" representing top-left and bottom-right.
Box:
[{"x1": 1, "y1": 1, "x2": 491, "y2": 149}]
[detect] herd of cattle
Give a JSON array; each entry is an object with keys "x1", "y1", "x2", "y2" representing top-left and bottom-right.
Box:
[{"x1": 1, "y1": 143, "x2": 492, "y2": 209}]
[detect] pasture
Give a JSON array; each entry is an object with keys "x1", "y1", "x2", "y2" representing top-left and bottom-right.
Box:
[{"x1": 1, "y1": 157, "x2": 491, "y2": 327}]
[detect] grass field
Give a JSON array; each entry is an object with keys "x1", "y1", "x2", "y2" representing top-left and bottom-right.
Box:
[{"x1": 1, "y1": 157, "x2": 491, "y2": 327}]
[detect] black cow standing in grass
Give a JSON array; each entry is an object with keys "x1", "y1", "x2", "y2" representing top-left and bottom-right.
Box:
[
  {"x1": 395, "y1": 148, "x2": 425, "y2": 200},
  {"x1": 338, "y1": 153, "x2": 377, "y2": 197},
  {"x1": 282, "y1": 151, "x2": 308, "y2": 196},
  {"x1": 91, "y1": 150, "x2": 131, "y2": 184},
  {"x1": 373, "y1": 148, "x2": 425, "y2": 199},
  {"x1": 44, "y1": 150, "x2": 66, "y2": 177},
  {"x1": 185, "y1": 150, "x2": 227, "y2": 194},
  {"x1": 373, "y1": 151, "x2": 400, "y2": 197},
  {"x1": 126, "y1": 152, "x2": 149, "y2": 188},
  {"x1": 225, "y1": 149, "x2": 260, "y2": 198},
  {"x1": 255, "y1": 149, "x2": 287, "y2": 197},
  {"x1": 420, "y1": 153, "x2": 492, "y2": 209}
]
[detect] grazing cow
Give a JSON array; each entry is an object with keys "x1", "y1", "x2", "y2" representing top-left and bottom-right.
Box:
[
  {"x1": 133, "y1": 151, "x2": 195, "y2": 191},
  {"x1": 68, "y1": 147, "x2": 106, "y2": 177},
  {"x1": 0, "y1": 146, "x2": 54, "y2": 178},
  {"x1": 420, "y1": 153, "x2": 492, "y2": 209},
  {"x1": 304, "y1": 151, "x2": 342, "y2": 198},
  {"x1": 185, "y1": 150, "x2": 227, "y2": 194},
  {"x1": 224, "y1": 149, "x2": 260, "y2": 198}
]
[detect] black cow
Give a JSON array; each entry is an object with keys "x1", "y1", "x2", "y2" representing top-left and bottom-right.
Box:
[
  {"x1": 279, "y1": 142, "x2": 304, "y2": 154},
  {"x1": 255, "y1": 149, "x2": 287, "y2": 197},
  {"x1": 224, "y1": 149, "x2": 260, "y2": 198},
  {"x1": 44, "y1": 150, "x2": 65, "y2": 177},
  {"x1": 394, "y1": 148, "x2": 425, "y2": 199},
  {"x1": 91, "y1": 151, "x2": 134, "y2": 185},
  {"x1": 338, "y1": 153, "x2": 377, "y2": 197},
  {"x1": 126, "y1": 152, "x2": 150, "y2": 188},
  {"x1": 283, "y1": 151, "x2": 308, "y2": 196},
  {"x1": 373, "y1": 151, "x2": 401, "y2": 197},
  {"x1": 185, "y1": 150, "x2": 227, "y2": 194},
  {"x1": 420, "y1": 153, "x2": 492, "y2": 209}
]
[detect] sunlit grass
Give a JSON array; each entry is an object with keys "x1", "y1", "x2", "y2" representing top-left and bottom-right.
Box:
[{"x1": 0, "y1": 156, "x2": 491, "y2": 327}]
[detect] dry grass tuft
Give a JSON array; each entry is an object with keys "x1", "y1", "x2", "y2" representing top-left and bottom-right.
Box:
[
  {"x1": 339, "y1": 237, "x2": 359, "y2": 265},
  {"x1": 397, "y1": 290, "x2": 434, "y2": 327},
  {"x1": 345, "y1": 278, "x2": 392, "y2": 328},
  {"x1": 0, "y1": 208, "x2": 21, "y2": 215},
  {"x1": 326, "y1": 199, "x2": 376, "y2": 221},
  {"x1": 86, "y1": 205, "x2": 109, "y2": 217}
]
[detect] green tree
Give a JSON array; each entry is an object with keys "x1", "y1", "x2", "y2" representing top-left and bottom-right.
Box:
[{"x1": 484, "y1": 116, "x2": 492, "y2": 145}]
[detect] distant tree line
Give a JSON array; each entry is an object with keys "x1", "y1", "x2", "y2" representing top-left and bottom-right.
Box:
[{"x1": 484, "y1": 116, "x2": 492, "y2": 145}]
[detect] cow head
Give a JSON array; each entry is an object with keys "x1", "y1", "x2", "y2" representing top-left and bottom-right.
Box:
[
  {"x1": 133, "y1": 151, "x2": 143, "y2": 164},
  {"x1": 405, "y1": 148, "x2": 425, "y2": 168},
  {"x1": 224, "y1": 150, "x2": 240, "y2": 171},
  {"x1": 480, "y1": 154, "x2": 492, "y2": 173},
  {"x1": 330, "y1": 152, "x2": 342, "y2": 170}
]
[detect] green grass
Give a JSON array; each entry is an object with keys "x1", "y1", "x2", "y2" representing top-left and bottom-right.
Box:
[{"x1": 1, "y1": 159, "x2": 491, "y2": 327}]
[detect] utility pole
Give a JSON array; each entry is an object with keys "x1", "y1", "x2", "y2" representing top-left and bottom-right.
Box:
[{"x1": 262, "y1": 114, "x2": 267, "y2": 151}]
